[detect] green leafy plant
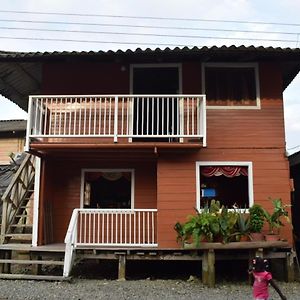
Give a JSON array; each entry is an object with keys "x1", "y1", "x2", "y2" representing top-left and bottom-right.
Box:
[
  {"x1": 263, "y1": 198, "x2": 291, "y2": 234},
  {"x1": 231, "y1": 211, "x2": 250, "y2": 241},
  {"x1": 174, "y1": 200, "x2": 242, "y2": 246},
  {"x1": 249, "y1": 204, "x2": 265, "y2": 233}
]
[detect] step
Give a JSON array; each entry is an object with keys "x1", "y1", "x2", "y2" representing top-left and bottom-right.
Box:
[
  {"x1": 0, "y1": 259, "x2": 64, "y2": 265},
  {"x1": 9, "y1": 224, "x2": 33, "y2": 228},
  {"x1": 5, "y1": 234, "x2": 32, "y2": 239},
  {"x1": 0, "y1": 273, "x2": 69, "y2": 281}
]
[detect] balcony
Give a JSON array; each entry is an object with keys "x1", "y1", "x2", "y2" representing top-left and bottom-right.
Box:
[{"x1": 26, "y1": 95, "x2": 206, "y2": 151}]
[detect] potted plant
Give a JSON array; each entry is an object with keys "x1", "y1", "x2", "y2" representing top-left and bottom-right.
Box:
[
  {"x1": 249, "y1": 204, "x2": 265, "y2": 241},
  {"x1": 263, "y1": 198, "x2": 291, "y2": 241},
  {"x1": 231, "y1": 210, "x2": 250, "y2": 242}
]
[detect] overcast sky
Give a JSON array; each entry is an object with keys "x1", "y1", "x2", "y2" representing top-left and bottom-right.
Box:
[{"x1": 0, "y1": 0, "x2": 299, "y2": 154}]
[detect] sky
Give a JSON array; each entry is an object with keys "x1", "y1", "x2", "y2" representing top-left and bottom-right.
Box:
[{"x1": 0, "y1": 0, "x2": 299, "y2": 154}]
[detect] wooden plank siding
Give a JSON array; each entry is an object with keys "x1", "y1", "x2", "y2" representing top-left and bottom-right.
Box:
[
  {"x1": 36, "y1": 60, "x2": 292, "y2": 248},
  {"x1": 39, "y1": 158, "x2": 157, "y2": 243},
  {"x1": 0, "y1": 137, "x2": 25, "y2": 164}
]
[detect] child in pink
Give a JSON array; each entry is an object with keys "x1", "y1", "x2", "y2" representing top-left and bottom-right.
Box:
[{"x1": 249, "y1": 256, "x2": 286, "y2": 300}]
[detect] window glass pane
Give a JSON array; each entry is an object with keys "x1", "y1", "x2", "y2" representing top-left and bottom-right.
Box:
[
  {"x1": 84, "y1": 171, "x2": 132, "y2": 209},
  {"x1": 200, "y1": 166, "x2": 249, "y2": 208},
  {"x1": 205, "y1": 67, "x2": 256, "y2": 106}
]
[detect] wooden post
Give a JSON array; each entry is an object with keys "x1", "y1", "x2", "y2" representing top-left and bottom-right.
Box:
[
  {"x1": 285, "y1": 252, "x2": 295, "y2": 282},
  {"x1": 202, "y1": 250, "x2": 208, "y2": 285},
  {"x1": 202, "y1": 249, "x2": 215, "y2": 287},
  {"x1": 207, "y1": 249, "x2": 215, "y2": 288},
  {"x1": 118, "y1": 254, "x2": 126, "y2": 281},
  {"x1": 31, "y1": 253, "x2": 42, "y2": 275}
]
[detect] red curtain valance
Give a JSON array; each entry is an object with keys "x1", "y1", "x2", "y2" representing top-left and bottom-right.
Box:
[{"x1": 201, "y1": 166, "x2": 248, "y2": 177}]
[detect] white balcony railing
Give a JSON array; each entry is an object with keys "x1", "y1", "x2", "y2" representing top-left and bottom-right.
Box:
[
  {"x1": 26, "y1": 95, "x2": 206, "y2": 149},
  {"x1": 63, "y1": 208, "x2": 158, "y2": 277}
]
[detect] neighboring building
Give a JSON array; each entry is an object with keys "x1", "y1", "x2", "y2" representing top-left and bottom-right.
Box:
[
  {"x1": 0, "y1": 46, "x2": 299, "y2": 280},
  {"x1": 289, "y1": 151, "x2": 300, "y2": 248},
  {"x1": 0, "y1": 120, "x2": 26, "y2": 165}
]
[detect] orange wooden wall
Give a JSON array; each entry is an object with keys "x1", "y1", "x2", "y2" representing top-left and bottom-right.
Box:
[
  {"x1": 157, "y1": 62, "x2": 292, "y2": 247},
  {"x1": 38, "y1": 60, "x2": 292, "y2": 246},
  {"x1": 40, "y1": 157, "x2": 157, "y2": 243}
]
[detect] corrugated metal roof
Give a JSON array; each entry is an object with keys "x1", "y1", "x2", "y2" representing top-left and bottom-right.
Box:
[
  {"x1": 0, "y1": 120, "x2": 27, "y2": 133},
  {"x1": 1, "y1": 45, "x2": 300, "y2": 60},
  {"x1": 0, "y1": 45, "x2": 300, "y2": 111}
]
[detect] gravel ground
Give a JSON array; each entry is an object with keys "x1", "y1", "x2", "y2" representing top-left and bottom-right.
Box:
[{"x1": 0, "y1": 279, "x2": 299, "y2": 300}]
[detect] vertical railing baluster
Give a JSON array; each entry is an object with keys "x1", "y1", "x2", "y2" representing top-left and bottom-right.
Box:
[
  {"x1": 156, "y1": 98, "x2": 159, "y2": 136},
  {"x1": 111, "y1": 213, "x2": 114, "y2": 244},
  {"x1": 101, "y1": 212, "x2": 104, "y2": 244},
  {"x1": 141, "y1": 97, "x2": 145, "y2": 136},
  {"x1": 94, "y1": 97, "x2": 97, "y2": 135},
  {"x1": 98, "y1": 97, "x2": 102, "y2": 135},
  {"x1": 138, "y1": 211, "x2": 141, "y2": 245},
  {"x1": 88, "y1": 97, "x2": 92, "y2": 135},
  {"x1": 83, "y1": 97, "x2": 87, "y2": 135},
  {"x1": 108, "y1": 98, "x2": 112, "y2": 135},
  {"x1": 124, "y1": 213, "x2": 127, "y2": 244},
  {"x1": 73, "y1": 98, "x2": 77, "y2": 135},
  {"x1": 93, "y1": 212, "x2": 96, "y2": 244},
  {"x1": 136, "y1": 97, "x2": 139, "y2": 136},
  {"x1": 69, "y1": 97, "x2": 72, "y2": 135},
  {"x1": 187, "y1": 97, "x2": 190, "y2": 135},
  {"x1": 57, "y1": 97, "x2": 62, "y2": 135},
  {"x1": 114, "y1": 96, "x2": 118, "y2": 142},
  {"x1": 79, "y1": 97, "x2": 82, "y2": 135},
  {"x1": 151, "y1": 97, "x2": 154, "y2": 136},
  {"x1": 115, "y1": 212, "x2": 118, "y2": 243},
  {"x1": 104, "y1": 97, "x2": 107, "y2": 135},
  {"x1": 120, "y1": 213, "x2": 123, "y2": 244},
  {"x1": 43, "y1": 98, "x2": 48, "y2": 136},
  {"x1": 134, "y1": 211, "x2": 136, "y2": 244},
  {"x1": 143, "y1": 211, "x2": 145, "y2": 244},
  {"x1": 147, "y1": 212, "x2": 150, "y2": 244},
  {"x1": 121, "y1": 97, "x2": 124, "y2": 136},
  {"x1": 152, "y1": 212, "x2": 154, "y2": 244},
  {"x1": 129, "y1": 212, "x2": 132, "y2": 244},
  {"x1": 106, "y1": 212, "x2": 109, "y2": 244},
  {"x1": 192, "y1": 97, "x2": 195, "y2": 135}
]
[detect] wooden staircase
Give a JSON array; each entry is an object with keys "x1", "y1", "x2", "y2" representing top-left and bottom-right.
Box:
[{"x1": 0, "y1": 154, "x2": 67, "y2": 280}]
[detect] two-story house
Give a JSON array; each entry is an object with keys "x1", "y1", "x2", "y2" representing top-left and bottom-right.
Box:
[{"x1": 0, "y1": 45, "x2": 299, "y2": 281}]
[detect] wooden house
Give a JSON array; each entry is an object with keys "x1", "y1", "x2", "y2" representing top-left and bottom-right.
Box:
[
  {"x1": 0, "y1": 120, "x2": 26, "y2": 165},
  {"x1": 0, "y1": 46, "x2": 299, "y2": 282}
]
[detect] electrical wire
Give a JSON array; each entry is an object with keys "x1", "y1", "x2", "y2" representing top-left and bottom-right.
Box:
[
  {"x1": 0, "y1": 26, "x2": 297, "y2": 42},
  {"x1": 0, "y1": 35, "x2": 297, "y2": 46},
  {"x1": 0, "y1": 9, "x2": 300, "y2": 27},
  {"x1": 0, "y1": 21, "x2": 298, "y2": 36}
]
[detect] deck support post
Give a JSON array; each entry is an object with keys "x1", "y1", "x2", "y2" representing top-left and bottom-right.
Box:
[
  {"x1": 118, "y1": 254, "x2": 126, "y2": 281},
  {"x1": 285, "y1": 251, "x2": 295, "y2": 282},
  {"x1": 202, "y1": 249, "x2": 215, "y2": 288},
  {"x1": 31, "y1": 253, "x2": 42, "y2": 275}
]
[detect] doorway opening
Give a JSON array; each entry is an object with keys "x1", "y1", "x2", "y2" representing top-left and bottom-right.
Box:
[{"x1": 131, "y1": 65, "x2": 181, "y2": 141}]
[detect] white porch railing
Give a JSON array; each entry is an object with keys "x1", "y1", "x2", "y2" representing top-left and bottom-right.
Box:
[
  {"x1": 26, "y1": 94, "x2": 206, "y2": 149},
  {"x1": 63, "y1": 208, "x2": 158, "y2": 277}
]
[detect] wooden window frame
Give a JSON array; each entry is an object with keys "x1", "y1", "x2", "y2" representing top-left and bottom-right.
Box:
[
  {"x1": 195, "y1": 161, "x2": 254, "y2": 211},
  {"x1": 202, "y1": 63, "x2": 261, "y2": 110}
]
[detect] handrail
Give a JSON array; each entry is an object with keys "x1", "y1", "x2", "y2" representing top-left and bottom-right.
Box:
[
  {"x1": 0, "y1": 154, "x2": 35, "y2": 242},
  {"x1": 1, "y1": 154, "x2": 32, "y2": 200},
  {"x1": 63, "y1": 208, "x2": 158, "y2": 277}
]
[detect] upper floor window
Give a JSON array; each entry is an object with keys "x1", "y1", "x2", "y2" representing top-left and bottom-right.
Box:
[{"x1": 202, "y1": 63, "x2": 260, "y2": 108}]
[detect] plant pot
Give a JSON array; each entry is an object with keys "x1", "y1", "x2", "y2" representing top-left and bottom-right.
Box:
[
  {"x1": 250, "y1": 232, "x2": 264, "y2": 241},
  {"x1": 240, "y1": 235, "x2": 250, "y2": 242},
  {"x1": 264, "y1": 233, "x2": 280, "y2": 242}
]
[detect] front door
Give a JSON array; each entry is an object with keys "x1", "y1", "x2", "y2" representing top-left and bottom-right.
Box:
[{"x1": 131, "y1": 65, "x2": 180, "y2": 140}]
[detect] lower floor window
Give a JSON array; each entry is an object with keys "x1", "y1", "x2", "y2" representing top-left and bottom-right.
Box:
[
  {"x1": 196, "y1": 162, "x2": 253, "y2": 210},
  {"x1": 82, "y1": 169, "x2": 134, "y2": 209}
]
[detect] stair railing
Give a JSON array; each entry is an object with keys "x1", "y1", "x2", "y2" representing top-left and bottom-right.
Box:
[{"x1": 0, "y1": 154, "x2": 35, "y2": 243}]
